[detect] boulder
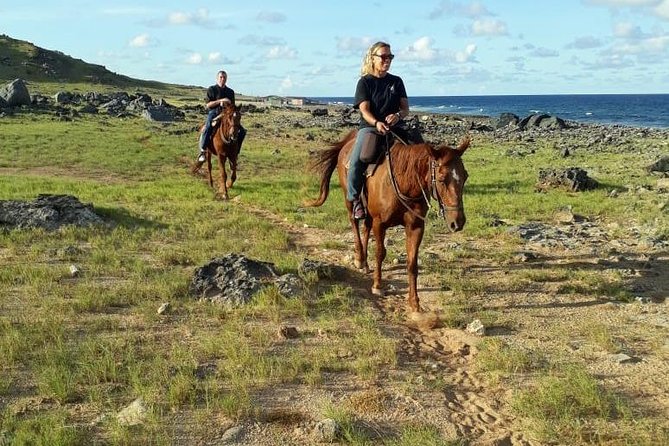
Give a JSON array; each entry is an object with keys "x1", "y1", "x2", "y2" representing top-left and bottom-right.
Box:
[
  {"x1": 646, "y1": 156, "x2": 669, "y2": 173},
  {"x1": 537, "y1": 167, "x2": 598, "y2": 191},
  {"x1": 0, "y1": 79, "x2": 31, "y2": 107},
  {"x1": 142, "y1": 105, "x2": 184, "y2": 122},
  {"x1": 495, "y1": 112, "x2": 519, "y2": 129}
]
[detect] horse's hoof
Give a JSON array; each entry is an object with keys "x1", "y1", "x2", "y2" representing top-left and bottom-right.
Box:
[
  {"x1": 409, "y1": 310, "x2": 440, "y2": 330},
  {"x1": 226, "y1": 180, "x2": 234, "y2": 188},
  {"x1": 354, "y1": 259, "x2": 362, "y2": 269},
  {"x1": 371, "y1": 287, "x2": 384, "y2": 297}
]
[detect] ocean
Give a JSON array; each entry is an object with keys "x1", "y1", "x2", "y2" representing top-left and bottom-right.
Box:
[{"x1": 311, "y1": 94, "x2": 669, "y2": 129}]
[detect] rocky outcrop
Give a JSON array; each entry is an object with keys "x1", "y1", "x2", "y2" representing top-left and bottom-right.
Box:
[{"x1": 0, "y1": 194, "x2": 107, "y2": 230}]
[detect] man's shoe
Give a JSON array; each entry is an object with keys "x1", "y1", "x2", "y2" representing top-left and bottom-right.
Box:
[
  {"x1": 352, "y1": 199, "x2": 366, "y2": 220},
  {"x1": 197, "y1": 151, "x2": 206, "y2": 163}
]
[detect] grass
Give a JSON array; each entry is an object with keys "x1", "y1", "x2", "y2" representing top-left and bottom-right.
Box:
[
  {"x1": 0, "y1": 81, "x2": 667, "y2": 444},
  {"x1": 511, "y1": 364, "x2": 633, "y2": 444}
]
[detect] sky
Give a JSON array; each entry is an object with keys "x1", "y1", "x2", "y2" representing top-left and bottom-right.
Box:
[{"x1": 1, "y1": 0, "x2": 668, "y2": 97}]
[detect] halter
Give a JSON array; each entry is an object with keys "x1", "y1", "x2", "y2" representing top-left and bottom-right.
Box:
[
  {"x1": 215, "y1": 109, "x2": 240, "y2": 145},
  {"x1": 386, "y1": 130, "x2": 462, "y2": 220}
]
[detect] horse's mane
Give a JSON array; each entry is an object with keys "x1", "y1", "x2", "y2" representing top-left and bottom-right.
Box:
[{"x1": 388, "y1": 142, "x2": 432, "y2": 189}]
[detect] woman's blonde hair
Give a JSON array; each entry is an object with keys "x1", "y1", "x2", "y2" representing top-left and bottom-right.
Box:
[{"x1": 360, "y1": 41, "x2": 390, "y2": 76}]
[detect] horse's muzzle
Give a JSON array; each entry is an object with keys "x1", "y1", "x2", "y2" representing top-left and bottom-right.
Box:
[{"x1": 446, "y1": 212, "x2": 465, "y2": 233}]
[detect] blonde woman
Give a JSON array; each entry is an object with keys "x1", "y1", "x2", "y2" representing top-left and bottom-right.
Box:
[{"x1": 348, "y1": 41, "x2": 411, "y2": 219}]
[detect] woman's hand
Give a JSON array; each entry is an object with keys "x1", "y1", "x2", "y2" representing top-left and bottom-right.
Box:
[
  {"x1": 385, "y1": 112, "x2": 402, "y2": 126},
  {"x1": 375, "y1": 119, "x2": 389, "y2": 134}
]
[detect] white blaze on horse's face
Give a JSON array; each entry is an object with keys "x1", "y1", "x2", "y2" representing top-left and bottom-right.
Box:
[{"x1": 451, "y1": 168, "x2": 461, "y2": 184}]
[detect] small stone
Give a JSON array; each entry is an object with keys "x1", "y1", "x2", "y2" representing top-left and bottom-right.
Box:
[
  {"x1": 466, "y1": 319, "x2": 486, "y2": 336},
  {"x1": 221, "y1": 425, "x2": 244, "y2": 443},
  {"x1": 278, "y1": 325, "x2": 299, "y2": 339},
  {"x1": 157, "y1": 302, "x2": 170, "y2": 314},
  {"x1": 314, "y1": 418, "x2": 342, "y2": 442},
  {"x1": 117, "y1": 398, "x2": 148, "y2": 426},
  {"x1": 69, "y1": 264, "x2": 80, "y2": 277},
  {"x1": 610, "y1": 353, "x2": 640, "y2": 364}
]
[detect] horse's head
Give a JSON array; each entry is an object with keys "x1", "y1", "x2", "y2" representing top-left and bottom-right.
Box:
[
  {"x1": 428, "y1": 135, "x2": 470, "y2": 232},
  {"x1": 219, "y1": 103, "x2": 242, "y2": 144}
]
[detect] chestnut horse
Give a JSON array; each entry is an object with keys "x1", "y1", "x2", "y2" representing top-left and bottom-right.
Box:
[
  {"x1": 306, "y1": 130, "x2": 470, "y2": 313},
  {"x1": 195, "y1": 103, "x2": 242, "y2": 200}
]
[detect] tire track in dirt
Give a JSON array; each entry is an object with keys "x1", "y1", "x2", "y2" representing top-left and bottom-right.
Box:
[{"x1": 242, "y1": 202, "x2": 535, "y2": 445}]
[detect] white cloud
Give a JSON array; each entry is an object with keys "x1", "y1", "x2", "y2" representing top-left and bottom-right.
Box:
[
  {"x1": 266, "y1": 46, "x2": 297, "y2": 59},
  {"x1": 455, "y1": 43, "x2": 477, "y2": 62},
  {"x1": 336, "y1": 37, "x2": 376, "y2": 54},
  {"x1": 429, "y1": 0, "x2": 494, "y2": 19},
  {"x1": 403, "y1": 36, "x2": 438, "y2": 61},
  {"x1": 129, "y1": 33, "x2": 150, "y2": 48},
  {"x1": 653, "y1": 0, "x2": 669, "y2": 18},
  {"x1": 585, "y1": 0, "x2": 669, "y2": 20},
  {"x1": 616, "y1": 34, "x2": 669, "y2": 52},
  {"x1": 208, "y1": 52, "x2": 221, "y2": 63},
  {"x1": 613, "y1": 22, "x2": 646, "y2": 38},
  {"x1": 187, "y1": 53, "x2": 203, "y2": 64},
  {"x1": 471, "y1": 19, "x2": 508, "y2": 36},
  {"x1": 167, "y1": 8, "x2": 212, "y2": 27}
]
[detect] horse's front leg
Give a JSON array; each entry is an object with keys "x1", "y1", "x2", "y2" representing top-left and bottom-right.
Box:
[
  {"x1": 226, "y1": 152, "x2": 237, "y2": 189},
  {"x1": 371, "y1": 220, "x2": 387, "y2": 296},
  {"x1": 217, "y1": 153, "x2": 229, "y2": 200},
  {"x1": 405, "y1": 222, "x2": 425, "y2": 312}
]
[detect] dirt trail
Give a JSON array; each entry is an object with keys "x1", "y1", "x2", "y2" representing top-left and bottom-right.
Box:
[{"x1": 243, "y1": 202, "x2": 539, "y2": 445}]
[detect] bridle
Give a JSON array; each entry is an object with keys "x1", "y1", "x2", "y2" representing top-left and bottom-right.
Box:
[
  {"x1": 216, "y1": 108, "x2": 241, "y2": 145},
  {"x1": 386, "y1": 130, "x2": 463, "y2": 220}
]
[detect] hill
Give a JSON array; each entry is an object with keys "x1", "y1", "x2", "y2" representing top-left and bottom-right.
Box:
[{"x1": 0, "y1": 34, "x2": 193, "y2": 92}]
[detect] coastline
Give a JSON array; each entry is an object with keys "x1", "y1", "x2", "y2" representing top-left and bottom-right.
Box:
[{"x1": 238, "y1": 100, "x2": 669, "y2": 147}]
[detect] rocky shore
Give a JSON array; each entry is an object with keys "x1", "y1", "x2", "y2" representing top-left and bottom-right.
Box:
[{"x1": 1, "y1": 77, "x2": 667, "y2": 164}]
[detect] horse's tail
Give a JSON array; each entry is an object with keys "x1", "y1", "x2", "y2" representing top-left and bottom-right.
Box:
[{"x1": 304, "y1": 130, "x2": 355, "y2": 207}]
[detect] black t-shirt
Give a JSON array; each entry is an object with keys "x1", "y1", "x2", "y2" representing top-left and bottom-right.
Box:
[
  {"x1": 354, "y1": 73, "x2": 407, "y2": 128},
  {"x1": 206, "y1": 85, "x2": 236, "y2": 105}
]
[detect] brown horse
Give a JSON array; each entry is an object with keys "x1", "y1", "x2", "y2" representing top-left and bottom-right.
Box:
[
  {"x1": 306, "y1": 130, "x2": 470, "y2": 313},
  {"x1": 194, "y1": 103, "x2": 242, "y2": 200}
]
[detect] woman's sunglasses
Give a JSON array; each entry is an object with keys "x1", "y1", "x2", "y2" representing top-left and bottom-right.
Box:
[{"x1": 373, "y1": 54, "x2": 395, "y2": 62}]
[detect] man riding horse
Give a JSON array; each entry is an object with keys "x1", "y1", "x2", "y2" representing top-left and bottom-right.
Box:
[{"x1": 197, "y1": 70, "x2": 247, "y2": 162}]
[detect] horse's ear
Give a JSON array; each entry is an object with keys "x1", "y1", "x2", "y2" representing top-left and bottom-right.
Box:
[{"x1": 456, "y1": 134, "x2": 471, "y2": 154}]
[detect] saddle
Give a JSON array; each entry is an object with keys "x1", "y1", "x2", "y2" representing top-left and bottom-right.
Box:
[{"x1": 346, "y1": 127, "x2": 423, "y2": 176}]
